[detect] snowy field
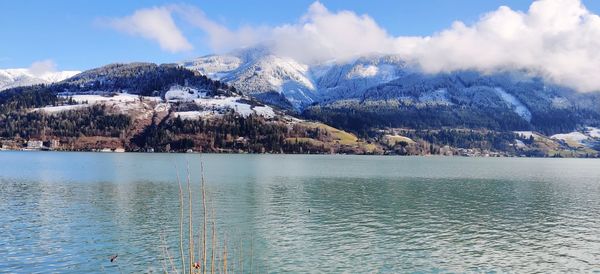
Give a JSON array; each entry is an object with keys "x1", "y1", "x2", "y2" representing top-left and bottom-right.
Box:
[{"x1": 34, "y1": 90, "x2": 276, "y2": 120}]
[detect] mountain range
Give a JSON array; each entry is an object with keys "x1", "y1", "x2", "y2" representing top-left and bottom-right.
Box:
[
  {"x1": 1, "y1": 47, "x2": 599, "y2": 156},
  {"x1": 183, "y1": 48, "x2": 600, "y2": 135},
  {"x1": 0, "y1": 68, "x2": 79, "y2": 91}
]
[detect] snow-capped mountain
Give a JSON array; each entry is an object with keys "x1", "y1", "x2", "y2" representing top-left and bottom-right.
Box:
[
  {"x1": 313, "y1": 55, "x2": 407, "y2": 102},
  {"x1": 0, "y1": 68, "x2": 79, "y2": 91},
  {"x1": 183, "y1": 55, "x2": 242, "y2": 80},
  {"x1": 184, "y1": 50, "x2": 317, "y2": 109},
  {"x1": 222, "y1": 55, "x2": 317, "y2": 107},
  {"x1": 183, "y1": 48, "x2": 600, "y2": 135},
  {"x1": 21, "y1": 63, "x2": 279, "y2": 121},
  {"x1": 2, "y1": 59, "x2": 599, "y2": 156},
  {"x1": 183, "y1": 52, "x2": 413, "y2": 109}
]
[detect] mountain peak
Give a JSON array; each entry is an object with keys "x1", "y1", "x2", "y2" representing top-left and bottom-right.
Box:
[{"x1": 0, "y1": 68, "x2": 80, "y2": 91}]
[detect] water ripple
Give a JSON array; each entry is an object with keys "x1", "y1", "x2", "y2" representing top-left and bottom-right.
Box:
[{"x1": 0, "y1": 154, "x2": 599, "y2": 272}]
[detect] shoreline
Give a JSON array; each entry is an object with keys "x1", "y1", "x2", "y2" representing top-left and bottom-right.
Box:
[{"x1": 1, "y1": 148, "x2": 598, "y2": 159}]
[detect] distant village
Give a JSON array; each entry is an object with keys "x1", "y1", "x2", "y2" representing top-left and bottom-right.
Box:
[
  {"x1": 0, "y1": 137, "x2": 506, "y2": 157},
  {"x1": 0, "y1": 139, "x2": 125, "y2": 152}
]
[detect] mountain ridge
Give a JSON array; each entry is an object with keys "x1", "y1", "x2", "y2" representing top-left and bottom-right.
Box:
[
  {"x1": 0, "y1": 68, "x2": 80, "y2": 91},
  {"x1": 182, "y1": 50, "x2": 600, "y2": 136},
  {"x1": 0, "y1": 62, "x2": 381, "y2": 154},
  {"x1": 0, "y1": 56, "x2": 599, "y2": 157}
]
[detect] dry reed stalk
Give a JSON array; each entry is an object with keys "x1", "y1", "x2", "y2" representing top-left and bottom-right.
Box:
[
  {"x1": 198, "y1": 225, "x2": 202, "y2": 272},
  {"x1": 200, "y1": 161, "x2": 207, "y2": 274},
  {"x1": 222, "y1": 235, "x2": 228, "y2": 274},
  {"x1": 250, "y1": 237, "x2": 253, "y2": 274},
  {"x1": 239, "y1": 239, "x2": 243, "y2": 274},
  {"x1": 186, "y1": 162, "x2": 194, "y2": 273},
  {"x1": 176, "y1": 167, "x2": 186, "y2": 274},
  {"x1": 160, "y1": 233, "x2": 168, "y2": 274},
  {"x1": 166, "y1": 160, "x2": 261, "y2": 274},
  {"x1": 211, "y1": 206, "x2": 216, "y2": 274},
  {"x1": 160, "y1": 232, "x2": 178, "y2": 274}
]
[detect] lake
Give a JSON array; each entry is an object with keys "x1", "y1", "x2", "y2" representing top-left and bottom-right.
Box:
[{"x1": 0, "y1": 152, "x2": 599, "y2": 273}]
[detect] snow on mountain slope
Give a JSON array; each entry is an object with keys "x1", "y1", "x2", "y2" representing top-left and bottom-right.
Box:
[
  {"x1": 182, "y1": 49, "x2": 600, "y2": 136},
  {"x1": 165, "y1": 85, "x2": 208, "y2": 102},
  {"x1": 183, "y1": 54, "x2": 406, "y2": 108},
  {"x1": 33, "y1": 93, "x2": 165, "y2": 120},
  {"x1": 223, "y1": 55, "x2": 315, "y2": 93},
  {"x1": 173, "y1": 96, "x2": 276, "y2": 120},
  {"x1": 184, "y1": 53, "x2": 317, "y2": 109},
  {"x1": 551, "y1": 131, "x2": 590, "y2": 147},
  {"x1": 34, "y1": 104, "x2": 89, "y2": 113},
  {"x1": 182, "y1": 55, "x2": 242, "y2": 80},
  {"x1": 0, "y1": 69, "x2": 79, "y2": 91},
  {"x1": 219, "y1": 55, "x2": 318, "y2": 108},
  {"x1": 587, "y1": 127, "x2": 600, "y2": 138},
  {"x1": 419, "y1": 88, "x2": 452, "y2": 106},
  {"x1": 185, "y1": 52, "x2": 550, "y2": 116},
  {"x1": 34, "y1": 87, "x2": 276, "y2": 121},
  {"x1": 40, "y1": 71, "x2": 80, "y2": 83},
  {"x1": 314, "y1": 55, "x2": 406, "y2": 100},
  {"x1": 68, "y1": 93, "x2": 160, "y2": 104},
  {"x1": 163, "y1": 85, "x2": 277, "y2": 119},
  {"x1": 493, "y1": 88, "x2": 532, "y2": 122}
]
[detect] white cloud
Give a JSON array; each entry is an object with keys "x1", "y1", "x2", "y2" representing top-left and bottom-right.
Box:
[
  {"x1": 107, "y1": 0, "x2": 600, "y2": 92},
  {"x1": 401, "y1": 0, "x2": 600, "y2": 92},
  {"x1": 167, "y1": 2, "x2": 398, "y2": 63},
  {"x1": 172, "y1": 5, "x2": 269, "y2": 52},
  {"x1": 106, "y1": 6, "x2": 193, "y2": 53},
  {"x1": 28, "y1": 59, "x2": 57, "y2": 76},
  {"x1": 268, "y1": 2, "x2": 399, "y2": 64}
]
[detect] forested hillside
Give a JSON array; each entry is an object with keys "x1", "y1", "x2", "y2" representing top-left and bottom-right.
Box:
[{"x1": 0, "y1": 62, "x2": 598, "y2": 157}]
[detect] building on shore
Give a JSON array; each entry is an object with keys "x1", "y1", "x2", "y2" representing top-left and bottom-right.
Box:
[
  {"x1": 48, "y1": 139, "x2": 61, "y2": 150},
  {"x1": 1, "y1": 140, "x2": 20, "y2": 150},
  {"x1": 26, "y1": 140, "x2": 44, "y2": 150}
]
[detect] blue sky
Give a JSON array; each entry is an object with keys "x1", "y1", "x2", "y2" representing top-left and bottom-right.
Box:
[{"x1": 1, "y1": 0, "x2": 599, "y2": 70}]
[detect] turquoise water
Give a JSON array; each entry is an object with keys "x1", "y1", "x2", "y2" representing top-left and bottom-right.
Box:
[{"x1": 1, "y1": 152, "x2": 599, "y2": 272}]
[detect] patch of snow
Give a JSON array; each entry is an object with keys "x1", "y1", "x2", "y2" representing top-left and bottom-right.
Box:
[
  {"x1": 347, "y1": 64, "x2": 378, "y2": 78},
  {"x1": 419, "y1": 88, "x2": 451, "y2": 105},
  {"x1": 514, "y1": 139, "x2": 527, "y2": 148},
  {"x1": 229, "y1": 101, "x2": 253, "y2": 116},
  {"x1": 63, "y1": 93, "x2": 163, "y2": 119},
  {"x1": 586, "y1": 127, "x2": 600, "y2": 138},
  {"x1": 32, "y1": 93, "x2": 162, "y2": 114},
  {"x1": 154, "y1": 103, "x2": 170, "y2": 112},
  {"x1": 253, "y1": 106, "x2": 276, "y2": 118},
  {"x1": 33, "y1": 104, "x2": 89, "y2": 113},
  {"x1": 551, "y1": 132, "x2": 589, "y2": 145},
  {"x1": 551, "y1": 97, "x2": 571, "y2": 109},
  {"x1": 165, "y1": 86, "x2": 207, "y2": 102},
  {"x1": 68, "y1": 93, "x2": 154, "y2": 104},
  {"x1": 189, "y1": 96, "x2": 277, "y2": 119},
  {"x1": 174, "y1": 111, "x2": 216, "y2": 120},
  {"x1": 494, "y1": 88, "x2": 532, "y2": 122}
]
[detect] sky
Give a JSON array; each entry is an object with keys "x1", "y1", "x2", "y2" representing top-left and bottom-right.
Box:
[
  {"x1": 2, "y1": 0, "x2": 600, "y2": 91},
  {"x1": 0, "y1": 0, "x2": 594, "y2": 70}
]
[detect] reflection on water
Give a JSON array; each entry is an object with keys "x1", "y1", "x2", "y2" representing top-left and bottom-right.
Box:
[{"x1": 0, "y1": 152, "x2": 599, "y2": 272}]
